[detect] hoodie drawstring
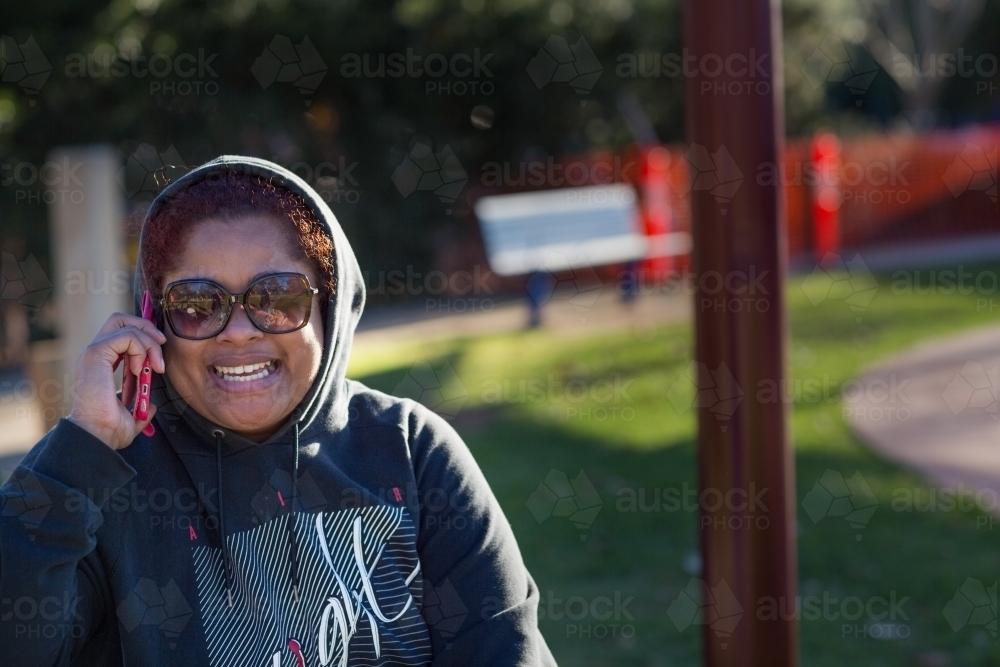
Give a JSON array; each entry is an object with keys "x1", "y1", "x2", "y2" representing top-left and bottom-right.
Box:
[
  {"x1": 288, "y1": 423, "x2": 301, "y2": 603},
  {"x1": 213, "y1": 429, "x2": 234, "y2": 608},
  {"x1": 212, "y1": 425, "x2": 302, "y2": 608}
]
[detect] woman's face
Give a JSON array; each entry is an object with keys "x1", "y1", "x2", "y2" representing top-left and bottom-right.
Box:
[{"x1": 161, "y1": 215, "x2": 326, "y2": 441}]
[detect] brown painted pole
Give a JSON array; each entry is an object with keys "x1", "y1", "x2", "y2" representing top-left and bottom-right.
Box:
[{"x1": 682, "y1": 1, "x2": 798, "y2": 666}]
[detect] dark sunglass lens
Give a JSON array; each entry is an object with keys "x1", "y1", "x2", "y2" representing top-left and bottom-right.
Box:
[
  {"x1": 246, "y1": 275, "x2": 312, "y2": 333},
  {"x1": 165, "y1": 283, "x2": 230, "y2": 339}
]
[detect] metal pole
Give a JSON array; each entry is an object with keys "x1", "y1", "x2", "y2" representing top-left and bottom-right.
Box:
[{"x1": 682, "y1": 1, "x2": 798, "y2": 665}]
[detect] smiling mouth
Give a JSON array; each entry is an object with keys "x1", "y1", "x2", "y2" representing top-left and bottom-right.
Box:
[{"x1": 212, "y1": 360, "x2": 278, "y2": 382}]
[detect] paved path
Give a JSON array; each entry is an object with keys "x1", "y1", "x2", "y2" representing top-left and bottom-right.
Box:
[
  {"x1": 354, "y1": 285, "x2": 690, "y2": 347},
  {"x1": 847, "y1": 323, "x2": 1000, "y2": 505}
]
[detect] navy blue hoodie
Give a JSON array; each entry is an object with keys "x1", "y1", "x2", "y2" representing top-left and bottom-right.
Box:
[{"x1": 0, "y1": 156, "x2": 557, "y2": 666}]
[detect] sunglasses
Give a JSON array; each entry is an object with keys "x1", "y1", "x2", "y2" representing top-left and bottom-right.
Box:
[{"x1": 160, "y1": 272, "x2": 319, "y2": 340}]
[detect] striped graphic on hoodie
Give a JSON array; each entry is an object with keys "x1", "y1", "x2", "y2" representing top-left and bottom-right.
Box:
[{"x1": 192, "y1": 505, "x2": 432, "y2": 667}]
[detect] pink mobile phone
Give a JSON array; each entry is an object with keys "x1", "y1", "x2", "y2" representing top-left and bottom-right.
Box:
[{"x1": 118, "y1": 291, "x2": 157, "y2": 437}]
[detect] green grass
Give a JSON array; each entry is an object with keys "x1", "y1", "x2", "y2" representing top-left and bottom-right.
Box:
[{"x1": 349, "y1": 262, "x2": 1000, "y2": 667}]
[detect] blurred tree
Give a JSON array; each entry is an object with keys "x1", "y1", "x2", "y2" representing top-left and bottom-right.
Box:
[
  {"x1": 0, "y1": 0, "x2": 996, "y2": 312},
  {"x1": 860, "y1": 0, "x2": 989, "y2": 125}
]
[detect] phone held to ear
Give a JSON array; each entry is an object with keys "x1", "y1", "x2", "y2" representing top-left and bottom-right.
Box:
[{"x1": 115, "y1": 291, "x2": 157, "y2": 437}]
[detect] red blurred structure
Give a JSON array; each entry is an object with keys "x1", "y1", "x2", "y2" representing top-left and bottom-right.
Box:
[
  {"x1": 810, "y1": 132, "x2": 842, "y2": 262},
  {"x1": 640, "y1": 145, "x2": 676, "y2": 277}
]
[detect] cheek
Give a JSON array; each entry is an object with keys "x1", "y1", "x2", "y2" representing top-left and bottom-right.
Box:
[
  {"x1": 164, "y1": 338, "x2": 206, "y2": 382},
  {"x1": 303, "y1": 324, "x2": 325, "y2": 365},
  {"x1": 289, "y1": 322, "x2": 324, "y2": 374},
  {"x1": 305, "y1": 303, "x2": 325, "y2": 358}
]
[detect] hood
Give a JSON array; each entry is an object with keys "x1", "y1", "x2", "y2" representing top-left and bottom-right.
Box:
[{"x1": 133, "y1": 155, "x2": 366, "y2": 450}]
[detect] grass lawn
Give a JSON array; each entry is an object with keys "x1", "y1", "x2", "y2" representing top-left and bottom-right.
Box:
[{"x1": 348, "y1": 262, "x2": 1000, "y2": 667}]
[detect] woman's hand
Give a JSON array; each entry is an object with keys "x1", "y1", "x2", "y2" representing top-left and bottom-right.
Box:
[{"x1": 68, "y1": 312, "x2": 167, "y2": 451}]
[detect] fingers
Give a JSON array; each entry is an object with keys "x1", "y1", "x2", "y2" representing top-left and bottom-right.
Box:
[
  {"x1": 96, "y1": 312, "x2": 167, "y2": 346},
  {"x1": 91, "y1": 326, "x2": 166, "y2": 375}
]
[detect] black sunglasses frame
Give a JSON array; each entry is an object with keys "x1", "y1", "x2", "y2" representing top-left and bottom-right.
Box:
[{"x1": 160, "y1": 272, "x2": 319, "y2": 341}]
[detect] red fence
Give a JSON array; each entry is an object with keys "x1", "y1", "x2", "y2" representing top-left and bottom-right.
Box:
[
  {"x1": 647, "y1": 124, "x2": 999, "y2": 261},
  {"x1": 453, "y1": 125, "x2": 998, "y2": 294}
]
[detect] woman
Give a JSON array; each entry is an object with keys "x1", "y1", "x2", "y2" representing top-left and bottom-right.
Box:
[{"x1": 0, "y1": 156, "x2": 557, "y2": 666}]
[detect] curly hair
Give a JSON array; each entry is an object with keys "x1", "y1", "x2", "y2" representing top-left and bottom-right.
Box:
[{"x1": 139, "y1": 169, "x2": 336, "y2": 320}]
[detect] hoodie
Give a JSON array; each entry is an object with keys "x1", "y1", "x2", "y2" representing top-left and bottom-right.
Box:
[{"x1": 0, "y1": 156, "x2": 557, "y2": 667}]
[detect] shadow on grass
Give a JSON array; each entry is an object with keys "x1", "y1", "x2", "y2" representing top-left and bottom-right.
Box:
[
  {"x1": 791, "y1": 264, "x2": 1000, "y2": 345},
  {"x1": 356, "y1": 350, "x2": 1000, "y2": 667}
]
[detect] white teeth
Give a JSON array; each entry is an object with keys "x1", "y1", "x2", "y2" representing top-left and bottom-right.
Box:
[{"x1": 213, "y1": 360, "x2": 275, "y2": 381}]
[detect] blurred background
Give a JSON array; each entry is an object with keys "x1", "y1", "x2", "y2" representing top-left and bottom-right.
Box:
[{"x1": 0, "y1": 0, "x2": 998, "y2": 665}]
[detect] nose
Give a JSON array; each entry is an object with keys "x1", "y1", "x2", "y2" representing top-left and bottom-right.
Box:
[{"x1": 216, "y1": 302, "x2": 264, "y2": 344}]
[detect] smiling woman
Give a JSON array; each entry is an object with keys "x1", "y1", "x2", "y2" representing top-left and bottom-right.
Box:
[
  {"x1": 0, "y1": 157, "x2": 557, "y2": 667},
  {"x1": 157, "y1": 216, "x2": 325, "y2": 442}
]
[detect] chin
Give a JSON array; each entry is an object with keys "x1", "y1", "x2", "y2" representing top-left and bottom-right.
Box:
[{"x1": 218, "y1": 405, "x2": 282, "y2": 433}]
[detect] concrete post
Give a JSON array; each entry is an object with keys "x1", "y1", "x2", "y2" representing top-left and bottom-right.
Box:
[{"x1": 46, "y1": 145, "x2": 126, "y2": 423}]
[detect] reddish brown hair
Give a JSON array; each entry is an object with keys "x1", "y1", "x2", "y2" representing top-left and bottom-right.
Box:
[{"x1": 140, "y1": 169, "x2": 336, "y2": 319}]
